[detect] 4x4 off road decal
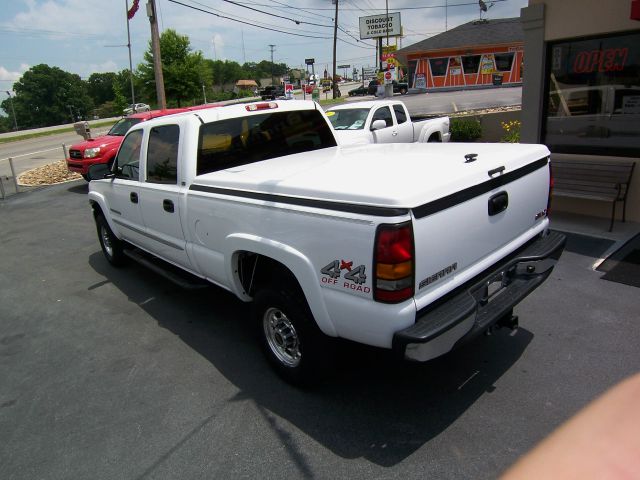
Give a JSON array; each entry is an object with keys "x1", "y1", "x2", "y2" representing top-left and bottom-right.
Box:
[{"x1": 320, "y1": 259, "x2": 370, "y2": 293}]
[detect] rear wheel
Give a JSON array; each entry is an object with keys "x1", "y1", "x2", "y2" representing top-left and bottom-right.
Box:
[
  {"x1": 95, "y1": 214, "x2": 127, "y2": 267},
  {"x1": 253, "y1": 284, "x2": 332, "y2": 385},
  {"x1": 400, "y1": 88, "x2": 407, "y2": 95}
]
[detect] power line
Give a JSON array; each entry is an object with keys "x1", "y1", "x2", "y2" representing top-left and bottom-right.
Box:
[
  {"x1": 188, "y1": 0, "x2": 334, "y2": 27},
  {"x1": 167, "y1": 0, "x2": 335, "y2": 38},
  {"x1": 240, "y1": 0, "x2": 508, "y2": 11}
]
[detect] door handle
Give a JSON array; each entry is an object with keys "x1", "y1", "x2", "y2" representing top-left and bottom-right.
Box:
[
  {"x1": 130, "y1": 192, "x2": 138, "y2": 204},
  {"x1": 163, "y1": 199, "x2": 175, "y2": 213},
  {"x1": 392, "y1": 131, "x2": 398, "y2": 136},
  {"x1": 488, "y1": 191, "x2": 509, "y2": 216}
]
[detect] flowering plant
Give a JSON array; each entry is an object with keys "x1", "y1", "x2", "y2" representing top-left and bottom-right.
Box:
[{"x1": 500, "y1": 120, "x2": 521, "y2": 143}]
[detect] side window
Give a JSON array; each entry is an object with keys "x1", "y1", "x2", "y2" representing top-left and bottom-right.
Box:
[
  {"x1": 393, "y1": 105, "x2": 407, "y2": 124},
  {"x1": 372, "y1": 106, "x2": 393, "y2": 128},
  {"x1": 147, "y1": 125, "x2": 180, "y2": 184},
  {"x1": 114, "y1": 130, "x2": 143, "y2": 180}
]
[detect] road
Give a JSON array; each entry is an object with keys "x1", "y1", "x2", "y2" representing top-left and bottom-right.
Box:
[
  {"x1": 0, "y1": 86, "x2": 522, "y2": 181},
  {"x1": 1, "y1": 181, "x2": 638, "y2": 479}
]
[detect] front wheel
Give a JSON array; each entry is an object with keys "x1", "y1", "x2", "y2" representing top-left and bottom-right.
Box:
[
  {"x1": 95, "y1": 214, "x2": 127, "y2": 267},
  {"x1": 400, "y1": 88, "x2": 407, "y2": 95},
  {"x1": 253, "y1": 286, "x2": 332, "y2": 385}
]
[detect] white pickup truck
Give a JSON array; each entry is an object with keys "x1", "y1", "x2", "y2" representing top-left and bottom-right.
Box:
[
  {"x1": 87, "y1": 100, "x2": 565, "y2": 384},
  {"x1": 326, "y1": 100, "x2": 451, "y2": 145}
]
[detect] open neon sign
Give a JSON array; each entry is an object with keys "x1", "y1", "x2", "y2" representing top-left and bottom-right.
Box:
[{"x1": 572, "y1": 48, "x2": 629, "y2": 73}]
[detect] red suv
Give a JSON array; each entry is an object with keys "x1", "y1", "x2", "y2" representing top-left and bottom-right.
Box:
[{"x1": 66, "y1": 107, "x2": 198, "y2": 180}]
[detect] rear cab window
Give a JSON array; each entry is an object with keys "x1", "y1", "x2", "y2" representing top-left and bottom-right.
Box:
[{"x1": 196, "y1": 109, "x2": 337, "y2": 176}]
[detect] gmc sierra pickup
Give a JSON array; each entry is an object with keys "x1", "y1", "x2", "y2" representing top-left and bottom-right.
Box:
[{"x1": 87, "y1": 100, "x2": 565, "y2": 384}]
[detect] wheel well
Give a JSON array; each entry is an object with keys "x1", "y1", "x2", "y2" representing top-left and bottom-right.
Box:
[
  {"x1": 236, "y1": 252, "x2": 303, "y2": 298},
  {"x1": 427, "y1": 133, "x2": 441, "y2": 142},
  {"x1": 89, "y1": 200, "x2": 103, "y2": 219}
]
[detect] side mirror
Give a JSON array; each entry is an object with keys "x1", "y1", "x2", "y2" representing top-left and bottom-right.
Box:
[
  {"x1": 87, "y1": 163, "x2": 114, "y2": 181},
  {"x1": 371, "y1": 119, "x2": 387, "y2": 131}
]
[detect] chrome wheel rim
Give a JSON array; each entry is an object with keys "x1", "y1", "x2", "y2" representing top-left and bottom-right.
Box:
[
  {"x1": 263, "y1": 307, "x2": 301, "y2": 367},
  {"x1": 100, "y1": 225, "x2": 114, "y2": 258}
]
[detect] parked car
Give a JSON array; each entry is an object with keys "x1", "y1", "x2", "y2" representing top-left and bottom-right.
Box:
[
  {"x1": 367, "y1": 80, "x2": 380, "y2": 95},
  {"x1": 348, "y1": 85, "x2": 369, "y2": 96},
  {"x1": 123, "y1": 103, "x2": 150, "y2": 115},
  {"x1": 260, "y1": 85, "x2": 285, "y2": 100},
  {"x1": 87, "y1": 99, "x2": 565, "y2": 384},
  {"x1": 368, "y1": 80, "x2": 409, "y2": 96},
  {"x1": 326, "y1": 100, "x2": 450, "y2": 145},
  {"x1": 67, "y1": 106, "x2": 218, "y2": 180}
]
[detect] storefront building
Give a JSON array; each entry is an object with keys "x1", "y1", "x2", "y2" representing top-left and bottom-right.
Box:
[
  {"x1": 521, "y1": 0, "x2": 640, "y2": 222},
  {"x1": 396, "y1": 17, "x2": 524, "y2": 90}
]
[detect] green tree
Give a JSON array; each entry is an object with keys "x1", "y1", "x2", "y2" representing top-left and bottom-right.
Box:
[
  {"x1": 87, "y1": 72, "x2": 117, "y2": 106},
  {"x1": 204, "y1": 59, "x2": 248, "y2": 89},
  {"x1": 0, "y1": 64, "x2": 94, "y2": 128},
  {"x1": 137, "y1": 29, "x2": 207, "y2": 107}
]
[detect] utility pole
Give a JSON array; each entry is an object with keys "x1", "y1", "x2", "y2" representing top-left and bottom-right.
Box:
[
  {"x1": 269, "y1": 44, "x2": 276, "y2": 85},
  {"x1": 384, "y1": 0, "x2": 392, "y2": 98},
  {"x1": 332, "y1": 0, "x2": 339, "y2": 99},
  {"x1": 125, "y1": 0, "x2": 135, "y2": 105},
  {"x1": 146, "y1": 0, "x2": 166, "y2": 109}
]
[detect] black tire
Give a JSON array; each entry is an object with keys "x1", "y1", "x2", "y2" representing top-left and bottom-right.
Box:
[
  {"x1": 400, "y1": 88, "x2": 407, "y2": 95},
  {"x1": 427, "y1": 134, "x2": 440, "y2": 142},
  {"x1": 95, "y1": 214, "x2": 127, "y2": 267},
  {"x1": 82, "y1": 174, "x2": 90, "y2": 182},
  {"x1": 253, "y1": 284, "x2": 332, "y2": 385}
]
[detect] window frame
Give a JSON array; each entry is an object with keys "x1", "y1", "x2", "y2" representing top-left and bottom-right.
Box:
[
  {"x1": 113, "y1": 129, "x2": 143, "y2": 180},
  {"x1": 541, "y1": 30, "x2": 640, "y2": 157},
  {"x1": 145, "y1": 124, "x2": 181, "y2": 185}
]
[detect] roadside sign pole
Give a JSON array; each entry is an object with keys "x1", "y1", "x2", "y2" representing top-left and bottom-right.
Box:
[{"x1": 8, "y1": 158, "x2": 18, "y2": 192}]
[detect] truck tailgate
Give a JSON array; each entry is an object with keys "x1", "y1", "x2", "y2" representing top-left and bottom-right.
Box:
[{"x1": 410, "y1": 149, "x2": 551, "y2": 311}]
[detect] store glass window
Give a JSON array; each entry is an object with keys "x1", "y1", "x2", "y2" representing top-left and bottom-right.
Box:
[
  {"x1": 462, "y1": 55, "x2": 481, "y2": 74},
  {"x1": 543, "y1": 31, "x2": 640, "y2": 157},
  {"x1": 429, "y1": 58, "x2": 448, "y2": 76},
  {"x1": 494, "y1": 53, "x2": 514, "y2": 72}
]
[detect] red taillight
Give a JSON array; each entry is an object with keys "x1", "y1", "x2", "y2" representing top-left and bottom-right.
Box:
[{"x1": 374, "y1": 222, "x2": 414, "y2": 303}]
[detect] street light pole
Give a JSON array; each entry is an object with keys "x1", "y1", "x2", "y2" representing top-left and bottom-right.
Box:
[
  {"x1": 125, "y1": 0, "x2": 136, "y2": 105},
  {"x1": 5, "y1": 91, "x2": 18, "y2": 131},
  {"x1": 269, "y1": 44, "x2": 276, "y2": 85}
]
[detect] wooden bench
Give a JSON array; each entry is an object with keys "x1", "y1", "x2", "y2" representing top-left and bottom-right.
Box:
[{"x1": 551, "y1": 159, "x2": 636, "y2": 232}]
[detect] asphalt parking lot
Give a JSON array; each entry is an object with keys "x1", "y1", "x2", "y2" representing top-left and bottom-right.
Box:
[{"x1": 1, "y1": 181, "x2": 639, "y2": 479}]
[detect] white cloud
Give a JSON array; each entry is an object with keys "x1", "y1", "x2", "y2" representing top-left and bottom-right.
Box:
[{"x1": 0, "y1": 65, "x2": 29, "y2": 90}]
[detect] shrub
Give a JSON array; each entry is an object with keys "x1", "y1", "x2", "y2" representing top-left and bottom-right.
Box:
[
  {"x1": 500, "y1": 120, "x2": 521, "y2": 143},
  {"x1": 450, "y1": 117, "x2": 482, "y2": 142}
]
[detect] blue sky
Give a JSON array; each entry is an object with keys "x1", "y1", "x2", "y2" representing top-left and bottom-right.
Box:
[{"x1": 0, "y1": 0, "x2": 528, "y2": 91}]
